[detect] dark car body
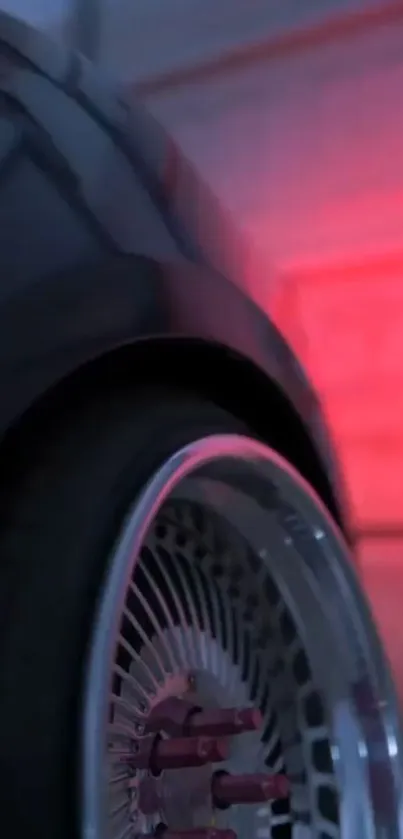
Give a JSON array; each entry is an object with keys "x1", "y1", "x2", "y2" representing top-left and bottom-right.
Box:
[{"x1": 0, "y1": 10, "x2": 348, "y2": 536}]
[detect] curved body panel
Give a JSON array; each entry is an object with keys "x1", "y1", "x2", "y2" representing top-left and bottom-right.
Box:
[{"x1": 0, "y1": 9, "x2": 343, "y2": 518}]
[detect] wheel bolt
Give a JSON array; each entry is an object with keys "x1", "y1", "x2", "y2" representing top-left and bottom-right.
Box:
[
  {"x1": 153, "y1": 735, "x2": 228, "y2": 770},
  {"x1": 212, "y1": 771, "x2": 289, "y2": 807},
  {"x1": 185, "y1": 707, "x2": 262, "y2": 737},
  {"x1": 146, "y1": 697, "x2": 200, "y2": 736},
  {"x1": 130, "y1": 735, "x2": 229, "y2": 771},
  {"x1": 147, "y1": 699, "x2": 262, "y2": 738}
]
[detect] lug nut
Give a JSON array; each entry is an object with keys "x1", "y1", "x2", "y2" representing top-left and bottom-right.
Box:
[
  {"x1": 146, "y1": 700, "x2": 261, "y2": 739},
  {"x1": 146, "y1": 697, "x2": 200, "y2": 736},
  {"x1": 153, "y1": 736, "x2": 228, "y2": 771},
  {"x1": 185, "y1": 707, "x2": 262, "y2": 738},
  {"x1": 130, "y1": 734, "x2": 229, "y2": 772},
  {"x1": 212, "y1": 771, "x2": 289, "y2": 807}
]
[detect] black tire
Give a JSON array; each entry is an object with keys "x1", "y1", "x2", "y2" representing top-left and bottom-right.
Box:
[{"x1": 0, "y1": 386, "x2": 247, "y2": 839}]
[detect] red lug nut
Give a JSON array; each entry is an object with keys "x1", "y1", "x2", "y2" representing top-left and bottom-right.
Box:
[
  {"x1": 131, "y1": 735, "x2": 229, "y2": 772},
  {"x1": 212, "y1": 772, "x2": 289, "y2": 807},
  {"x1": 146, "y1": 698, "x2": 201, "y2": 736},
  {"x1": 185, "y1": 707, "x2": 262, "y2": 738},
  {"x1": 146, "y1": 699, "x2": 261, "y2": 739},
  {"x1": 152, "y1": 736, "x2": 228, "y2": 771}
]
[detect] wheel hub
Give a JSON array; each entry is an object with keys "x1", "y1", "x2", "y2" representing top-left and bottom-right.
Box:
[{"x1": 134, "y1": 696, "x2": 288, "y2": 836}]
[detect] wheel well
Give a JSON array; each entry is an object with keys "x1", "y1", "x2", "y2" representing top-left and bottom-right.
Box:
[{"x1": 0, "y1": 337, "x2": 344, "y2": 529}]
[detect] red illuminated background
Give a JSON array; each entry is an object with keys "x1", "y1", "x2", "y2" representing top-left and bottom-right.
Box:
[{"x1": 274, "y1": 256, "x2": 403, "y2": 537}]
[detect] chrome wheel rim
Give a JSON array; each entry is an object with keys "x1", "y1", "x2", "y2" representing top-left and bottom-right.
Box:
[{"x1": 82, "y1": 434, "x2": 403, "y2": 839}]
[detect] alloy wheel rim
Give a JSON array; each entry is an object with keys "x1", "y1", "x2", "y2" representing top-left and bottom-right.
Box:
[{"x1": 81, "y1": 434, "x2": 403, "y2": 839}]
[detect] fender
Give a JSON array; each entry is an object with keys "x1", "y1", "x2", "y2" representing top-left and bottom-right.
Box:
[
  {"x1": 0, "y1": 250, "x2": 349, "y2": 531},
  {"x1": 0, "y1": 11, "x2": 348, "y2": 533}
]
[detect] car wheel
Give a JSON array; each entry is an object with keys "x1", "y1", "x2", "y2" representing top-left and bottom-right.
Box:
[{"x1": 0, "y1": 387, "x2": 400, "y2": 839}]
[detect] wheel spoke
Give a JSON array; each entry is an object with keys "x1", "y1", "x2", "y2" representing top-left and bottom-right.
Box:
[{"x1": 82, "y1": 435, "x2": 399, "y2": 839}]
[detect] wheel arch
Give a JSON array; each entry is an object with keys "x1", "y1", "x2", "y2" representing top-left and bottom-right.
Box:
[{"x1": 0, "y1": 334, "x2": 348, "y2": 535}]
